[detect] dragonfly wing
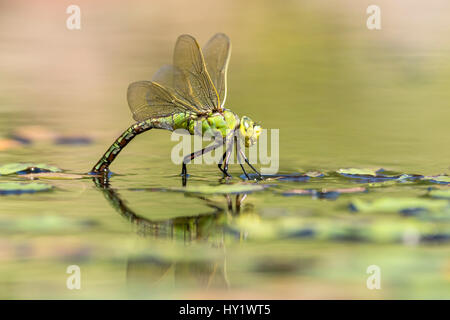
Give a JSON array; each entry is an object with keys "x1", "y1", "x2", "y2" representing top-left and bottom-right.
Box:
[
  {"x1": 152, "y1": 64, "x2": 200, "y2": 109},
  {"x1": 203, "y1": 33, "x2": 231, "y2": 109},
  {"x1": 173, "y1": 34, "x2": 221, "y2": 112},
  {"x1": 152, "y1": 64, "x2": 176, "y2": 89},
  {"x1": 127, "y1": 80, "x2": 200, "y2": 122}
]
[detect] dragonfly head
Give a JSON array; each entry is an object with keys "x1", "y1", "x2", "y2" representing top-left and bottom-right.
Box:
[{"x1": 239, "y1": 116, "x2": 262, "y2": 147}]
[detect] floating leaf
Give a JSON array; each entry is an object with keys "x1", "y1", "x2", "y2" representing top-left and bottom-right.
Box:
[
  {"x1": 241, "y1": 173, "x2": 310, "y2": 182},
  {"x1": 173, "y1": 183, "x2": 268, "y2": 195},
  {"x1": 304, "y1": 171, "x2": 325, "y2": 178},
  {"x1": 283, "y1": 187, "x2": 367, "y2": 199},
  {"x1": 368, "y1": 180, "x2": 398, "y2": 187},
  {"x1": 349, "y1": 197, "x2": 448, "y2": 213},
  {"x1": 428, "y1": 189, "x2": 450, "y2": 199},
  {"x1": 20, "y1": 172, "x2": 87, "y2": 180},
  {"x1": 337, "y1": 168, "x2": 423, "y2": 183},
  {"x1": 367, "y1": 174, "x2": 420, "y2": 187},
  {"x1": 422, "y1": 175, "x2": 450, "y2": 185},
  {"x1": 0, "y1": 182, "x2": 53, "y2": 195},
  {"x1": 0, "y1": 163, "x2": 62, "y2": 175},
  {"x1": 337, "y1": 168, "x2": 383, "y2": 177}
]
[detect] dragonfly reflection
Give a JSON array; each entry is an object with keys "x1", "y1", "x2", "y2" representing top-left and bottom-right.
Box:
[{"x1": 93, "y1": 177, "x2": 252, "y2": 290}]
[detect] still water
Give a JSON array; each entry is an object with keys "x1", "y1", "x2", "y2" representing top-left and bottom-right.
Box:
[{"x1": 0, "y1": 0, "x2": 449, "y2": 298}]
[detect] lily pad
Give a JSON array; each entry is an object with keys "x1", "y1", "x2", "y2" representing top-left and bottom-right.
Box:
[
  {"x1": 0, "y1": 163, "x2": 62, "y2": 175},
  {"x1": 367, "y1": 174, "x2": 420, "y2": 187},
  {"x1": 337, "y1": 168, "x2": 383, "y2": 177},
  {"x1": 338, "y1": 169, "x2": 399, "y2": 182},
  {"x1": 349, "y1": 197, "x2": 448, "y2": 213},
  {"x1": 337, "y1": 168, "x2": 422, "y2": 183},
  {"x1": 0, "y1": 182, "x2": 53, "y2": 195},
  {"x1": 421, "y1": 175, "x2": 450, "y2": 185},
  {"x1": 241, "y1": 173, "x2": 310, "y2": 182},
  {"x1": 173, "y1": 183, "x2": 268, "y2": 195},
  {"x1": 304, "y1": 171, "x2": 325, "y2": 178},
  {"x1": 367, "y1": 180, "x2": 399, "y2": 187},
  {"x1": 20, "y1": 172, "x2": 87, "y2": 180},
  {"x1": 283, "y1": 187, "x2": 367, "y2": 200}
]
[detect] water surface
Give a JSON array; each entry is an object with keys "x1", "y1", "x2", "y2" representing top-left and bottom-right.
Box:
[{"x1": 0, "y1": 0, "x2": 449, "y2": 299}]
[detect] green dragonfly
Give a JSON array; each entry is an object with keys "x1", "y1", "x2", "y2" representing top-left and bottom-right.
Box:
[{"x1": 91, "y1": 33, "x2": 262, "y2": 184}]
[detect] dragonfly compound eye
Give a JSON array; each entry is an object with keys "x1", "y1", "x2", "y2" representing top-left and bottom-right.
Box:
[
  {"x1": 240, "y1": 116, "x2": 262, "y2": 147},
  {"x1": 253, "y1": 124, "x2": 262, "y2": 139}
]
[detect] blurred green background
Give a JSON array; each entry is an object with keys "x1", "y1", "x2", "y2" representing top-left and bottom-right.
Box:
[{"x1": 0, "y1": 0, "x2": 449, "y2": 299}]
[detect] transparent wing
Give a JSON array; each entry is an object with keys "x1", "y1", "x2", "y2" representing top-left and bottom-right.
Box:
[
  {"x1": 173, "y1": 34, "x2": 221, "y2": 112},
  {"x1": 152, "y1": 64, "x2": 176, "y2": 89},
  {"x1": 203, "y1": 33, "x2": 231, "y2": 108},
  {"x1": 152, "y1": 64, "x2": 200, "y2": 109},
  {"x1": 127, "y1": 80, "x2": 200, "y2": 122}
]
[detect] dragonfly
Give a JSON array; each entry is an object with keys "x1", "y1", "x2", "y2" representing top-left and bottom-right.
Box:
[{"x1": 91, "y1": 33, "x2": 263, "y2": 184}]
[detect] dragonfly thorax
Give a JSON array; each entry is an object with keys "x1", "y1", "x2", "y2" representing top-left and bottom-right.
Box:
[{"x1": 185, "y1": 109, "x2": 239, "y2": 138}]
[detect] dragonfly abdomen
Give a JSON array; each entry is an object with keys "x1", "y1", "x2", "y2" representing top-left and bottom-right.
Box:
[
  {"x1": 91, "y1": 120, "x2": 156, "y2": 173},
  {"x1": 91, "y1": 111, "x2": 238, "y2": 173}
]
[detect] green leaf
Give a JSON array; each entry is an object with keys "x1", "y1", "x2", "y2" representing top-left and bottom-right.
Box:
[
  {"x1": 283, "y1": 187, "x2": 366, "y2": 198},
  {"x1": 422, "y1": 175, "x2": 450, "y2": 184},
  {"x1": 337, "y1": 168, "x2": 383, "y2": 176},
  {"x1": 304, "y1": 171, "x2": 325, "y2": 178},
  {"x1": 350, "y1": 197, "x2": 448, "y2": 213},
  {"x1": 0, "y1": 182, "x2": 53, "y2": 195},
  {"x1": 368, "y1": 175, "x2": 416, "y2": 187},
  {"x1": 367, "y1": 180, "x2": 399, "y2": 187},
  {"x1": 0, "y1": 163, "x2": 62, "y2": 175},
  {"x1": 21, "y1": 173, "x2": 86, "y2": 180}
]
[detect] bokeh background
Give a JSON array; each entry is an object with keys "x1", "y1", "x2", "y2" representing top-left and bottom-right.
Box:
[{"x1": 0, "y1": 0, "x2": 449, "y2": 299}]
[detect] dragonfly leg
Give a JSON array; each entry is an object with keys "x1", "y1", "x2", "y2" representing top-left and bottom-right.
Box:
[
  {"x1": 181, "y1": 143, "x2": 222, "y2": 185},
  {"x1": 218, "y1": 136, "x2": 234, "y2": 178},
  {"x1": 235, "y1": 136, "x2": 249, "y2": 180},
  {"x1": 224, "y1": 146, "x2": 232, "y2": 173},
  {"x1": 218, "y1": 150, "x2": 232, "y2": 178},
  {"x1": 217, "y1": 152, "x2": 226, "y2": 175},
  {"x1": 239, "y1": 149, "x2": 263, "y2": 180}
]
